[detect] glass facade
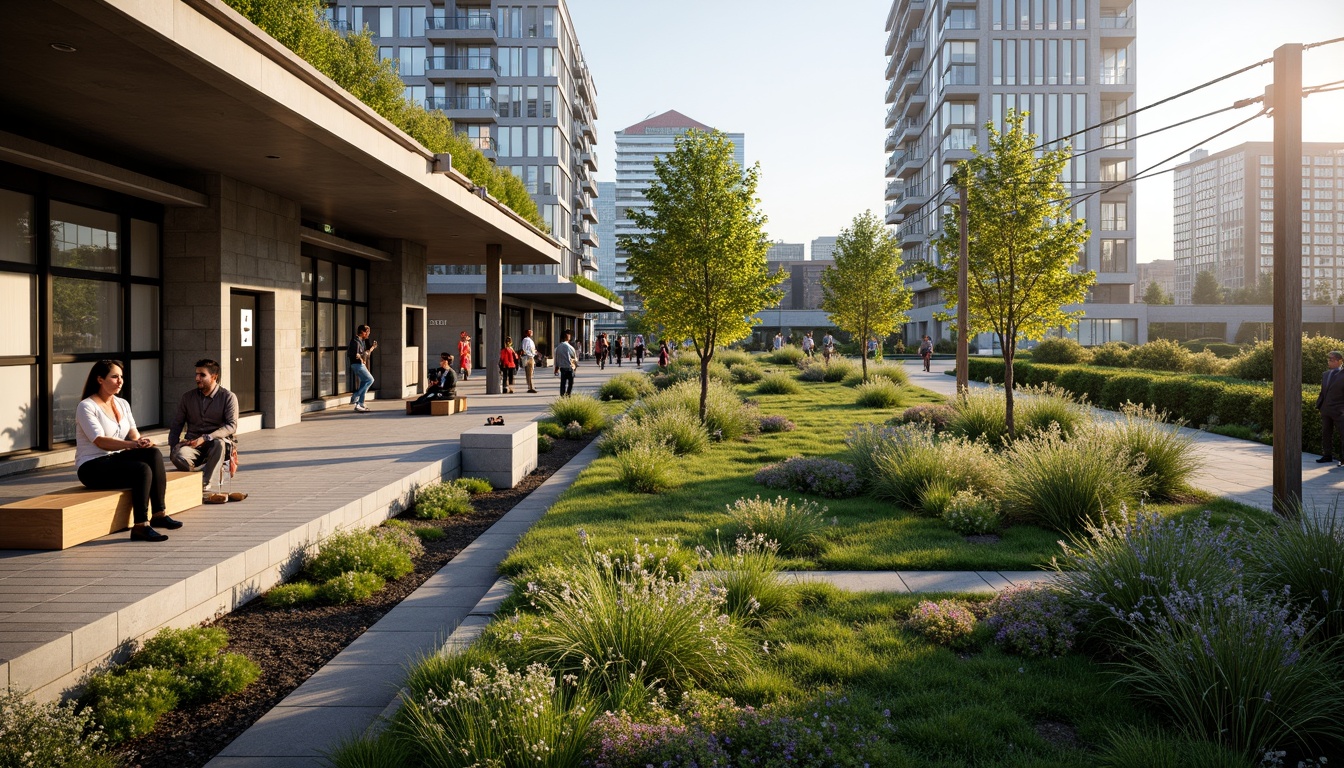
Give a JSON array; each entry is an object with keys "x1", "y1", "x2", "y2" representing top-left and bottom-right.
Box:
[
  {"x1": 299, "y1": 245, "x2": 370, "y2": 401},
  {"x1": 0, "y1": 163, "x2": 163, "y2": 455}
]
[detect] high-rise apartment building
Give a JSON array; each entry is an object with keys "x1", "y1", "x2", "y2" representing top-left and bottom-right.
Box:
[
  {"x1": 1136, "y1": 259, "x2": 1176, "y2": 301},
  {"x1": 810, "y1": 236, "x2": 838, "y2": 261},
  {"x1": 883, "y1": 0, "x2": 1140, "y2": 346},
  {"x1": 1172, "y1": 142, "x2": 1344, "y2": 305},
  {"x1": 324, "y1": 0, "x2": 600, "y2": 278},
  {"x1": 766, "y1": 243, "x2": 806, "y2": 261},
  {"x1": 613, "y1": 110, "x2": 745, "y2": 309}
]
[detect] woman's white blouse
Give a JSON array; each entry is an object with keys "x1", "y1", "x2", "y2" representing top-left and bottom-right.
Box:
[{"x1": 74, "y1": 396, "x2": 137, "y2": 469}]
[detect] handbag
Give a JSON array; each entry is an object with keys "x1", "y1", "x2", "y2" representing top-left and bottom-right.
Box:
[{"x1": 535, "y1": 352, "x2": 547, "y2": 367}]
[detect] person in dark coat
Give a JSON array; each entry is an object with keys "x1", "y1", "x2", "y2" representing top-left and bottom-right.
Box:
[{"x1": 1316, "y1": 350, "x2": 1344, "y2": 465}]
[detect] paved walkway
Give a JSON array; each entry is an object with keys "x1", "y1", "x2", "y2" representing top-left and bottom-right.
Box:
[{"x1": 908, "y1": 363, "x2": 1344, "y2": 516}]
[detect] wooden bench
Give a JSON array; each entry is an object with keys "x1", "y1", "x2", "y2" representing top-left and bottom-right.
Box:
[
  {"x1": 0, "y1": 471, "x2": 203, "y2": 550},
  {"x1": 405, "y1": 397, "x2": 468, "y2": 416}
]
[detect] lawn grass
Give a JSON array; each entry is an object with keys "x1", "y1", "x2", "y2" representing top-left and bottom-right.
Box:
[{"x1": 501, "y1": 373, "x2": 1275, "y2": 576}]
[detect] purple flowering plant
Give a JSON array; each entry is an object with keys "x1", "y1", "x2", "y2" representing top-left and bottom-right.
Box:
[
  {"x1": 754, "y1": 456, "x2": 862, "y2": 499},
  {"x1": 905, "y1": 599, "x2": 978, "y2": 649},
  {"x1": 985, "y1": 586, "x2": 1083, "y2": 657},
  {"x1": 758, "y1": 414, "x2": 796, "y2": 434}
]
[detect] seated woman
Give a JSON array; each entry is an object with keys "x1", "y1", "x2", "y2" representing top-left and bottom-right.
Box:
[
  {"x1": 413, "y1": 353, "x2": 457, "y2": 405},
  {"x1": 75, "y1": 359, "x2": 180, "y2": 542}
]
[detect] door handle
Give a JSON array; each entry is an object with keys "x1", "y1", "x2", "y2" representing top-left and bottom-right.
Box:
[{"x1": 235, "y1": 358, "x2": 242, "y2": 362}]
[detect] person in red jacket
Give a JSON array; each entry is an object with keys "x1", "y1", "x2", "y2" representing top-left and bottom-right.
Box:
[{"x1": 498, "y1": 337, "x2": 519, "y2": 394}]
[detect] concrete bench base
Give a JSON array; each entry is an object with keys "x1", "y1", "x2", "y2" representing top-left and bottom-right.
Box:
[
  {"x1": 460, "y1": 421, "x2": 538, "y2": 489},
  {"x1": 0, "y1": 471, "x2": 202, "y2": 550},
  {"x1": 405, "y1": 397, "x2": 468, "y2": 416}
]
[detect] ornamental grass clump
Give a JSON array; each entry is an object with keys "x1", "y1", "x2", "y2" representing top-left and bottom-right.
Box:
[
  {"x1": 598, "y1": 371, "x2": 655, "y2": 401},
  {"x1": 548, "y1": 392, "x2": 605, "y2": 432},
  {"x1": 639, "y1": 407, "x2": 711, "y2": 455},
  {"x1": 853, "y1": 379, "x2": 903, "y2": 408},
  {"x1": 1052, "y1": 509, "x2": 1247, "y2": 646},
  {"x1": 563, "y1": 420, "x2": 585, "y2": 439},
  {"x1": 615, "y1": 439, "x2": 677, "y2": 494},
  {"x1": 756, "y1": 372, "x2": 803, "y2": 395},
  {"x1": 633, "y1": 380, "x2": 758, "y2": 441},
  {"x1": 821, "y1": 357, "x2": 859, "y2": 382},
  {"x1": 0, "y1": 688, "x2": 118, "y2": 767},
  {"x1": 755, "y1": 456, "x2": 862, "y2": 498},
  {"x1": 727, "y1": 495, "x2": 828, "y2": 555},
  {"x1": 906, "y1": 599, "x2": 978, "y2": 649},
  {"x1": 1111, "y1": 402, "x2": 1201, "y2": 501},
  {"x1": 892, "y1": 402, "x2": 957, "y2": 431},
  {"x1": 394, "y1": 662, "x2": 593, "y2": 768},
  {"x1": 947, "y1": 387, "x2": 1010, "y2": 447},
  {"x1": 766, "y1": 345, "x2": 805, "y2": 365},
  {"x1": 414, "y1": 481, "x2": 474, "y2": 519},
  {"x1": 796, "y1": 361, "x2": 828, "y2": 382},
  {"x1": 1001, "y1": 424, "x2": 1148, "y2": 533},
  {"x1": 859, "y1": 424, "x2": 1005, "y2": 510},
  {"x1": 1115, "y1": 587, "x2": 1344, "y2": 758},
  {"x1": 985, "y1": 585, "x2": 1083, "y2": 657},
  {"x1": 524, "y1": 537, "x2": 755, "y2": 703},
  {"x1": 1014, "y1": 383, "x2": 1093, "y2": 439},
  {"x1": 941, "y1": 490, "x2": 1000, "y2": 535},
  {"x1": 1249, "y1": 504, "x2": 1344, "y2": 644},
  {"x1": 698, "y1": 534, "x2": 794, "y2": 626},
  {"x1": 918, "y1": 476, "x2": 958, "y2": 517},
  {"x1": 729, "y1": 360, "x2": 765, "y2": 384},
  {"x1": 451, "y1": 476, "x2": 493, "y2": 496}
]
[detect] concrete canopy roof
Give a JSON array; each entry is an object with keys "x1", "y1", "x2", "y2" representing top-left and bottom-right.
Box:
[
  {"x1": 1, "y1": 0, "x2": 560, "y2": 266},
  {"x1": 429, "y1": 275, "x2": 623, "y2": 313}
]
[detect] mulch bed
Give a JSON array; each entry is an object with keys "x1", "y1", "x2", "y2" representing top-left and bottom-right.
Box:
[{"x1": 112, "y1": 435, "x2": 594, "y2": 768}]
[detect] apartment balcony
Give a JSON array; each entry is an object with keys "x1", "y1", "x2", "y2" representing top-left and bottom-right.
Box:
[
  {"x1": 898, "y1": 219, "x2": 926, "y2": 245},
  {"x1": 896, "y1": 185, "x2": 926, "y2": 214},
  {"x1": 424, "y1": 95, "x2": 497, "y2": 122},
  {"x1": 426, "y1": 55, "x2": 499, "y2": 81},
  {"x1": 884, "y1": 128, "x2": 900, "y2": 153},
  {"x1": 886, "y1": 103, "x2": 900, "y2": 128},
  {"x1": 896, "y1": 148, "x2": 924, "y2": 178},
  {"x1": 577, "y1": 225, "x2": 598, "y2": 248},
  {"x1": 581, "y1": 150, "x2": 598, "y2": 172},
  {"x1": 461, "y1": 133, "x2": 496, "y2": 159},
  {"x1": 425, "y1": 14, "x2": 497, "y2": 43},
  {"x1": 1099, "y1": 12, "x2": 1137, "y2": 40},
  {"x1": 885, "y1": 201, "x2": 903, "y2": 225},
  {"x1": 581, "y1": 120, "x2": 596, "y2": 142},
  {"x1": 580, "y1": 206, "x2": 597, "y2": 224},
  {"x1": 885, "y1": 179, "x2": 902, "y2": 201},
  {"x1": 1100, "y1": 68, "x2": 1135, "y2": 88},
  {"x1": 885, "y1": 78, "x2": 899, "y2": 105},
  {"x1": 898, "y1": 116, "x2": 922, "y2": 143},
  {"x1": 908, "y1": 85, "x2": 928, "y2": 109},
  {"x1": 885, "y1": 153, "x2": 902, "y2": 178},
  {"x1": 581, "y1": 176, "x2": 598, "y2": 196},
  {"x1": 898, "y1": 67, "x2": 923, "y2": 99}
]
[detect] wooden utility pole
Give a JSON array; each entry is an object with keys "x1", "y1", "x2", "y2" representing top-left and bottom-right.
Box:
[
  {"x1": 956, "y1": 177, "x2": 969, "y2": 394},
  {"x1": 1271, "y1": 43, "x2": 1303, "y2": 515}
]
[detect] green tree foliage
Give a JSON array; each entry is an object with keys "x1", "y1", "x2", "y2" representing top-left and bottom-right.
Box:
[
  {"x1": 923, "y1": 111, "x2": 1092, "y2": 437},
  {"x1": 621, "y1": 130, "x2": 784, "y2": 423},
  {"x1": 222, "y1": 0, "x2": 544, "y2": 230},
  {"x1": 1190, "y1": 269, "x2": 1225, "y2": 305},
  {"x1": 1141, "y1": 281, "x2": 1173, "y2": 305},
  {"x1": 820, "y1": 211, "x2": 913, "y2": 382}
]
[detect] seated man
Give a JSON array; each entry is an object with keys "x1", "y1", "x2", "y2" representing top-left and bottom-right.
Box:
[
  {"x1": 414, "y1": 353, "x2": 458, "y2": 404},
  {"x1": 168, "y1": 358, "x2": 239, "y2": 498}
]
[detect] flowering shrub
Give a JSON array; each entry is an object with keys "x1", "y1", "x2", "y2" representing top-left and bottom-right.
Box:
[
  {"x1": 906, "y1": 599, "x2": 977, "y2": 648},
  {"x1": 397, "y1": 662, "x2": 593, "y2": 768},
  {"x1": 372, "y1": 520, "x2": 425, "y2": 559},
  {"x1": 754, "y1": 456, "x2": 862, "y2": 499},
  {"x1": 564, "y1": 420, "x2": 586, "y2": 439},
  {"x1": 892, "y1": 403, "x2": 957, "y2": 431},
  {"x1": 587, "y1": 696, "x2": 890, "y2": 768},
  {"x1": 941, "y1": 491, "x2": 1000, "y2": 535},
  {"x1": 524, "y1": 537, "x2": 754, "y2": 705},
  {"x1": 306, "y1": 529, "x2": 414, "y2": 581},
  {"x1": 451, "y1": 476, "x2": 494, "y2": 495},
  {"x1": 0, "y1": 688, "x2": 116, "y2": 767},
  {"x1": 319, "y1": 570, "x2": 385, "y2": 604},
  {"x1": 727, "y1": 495, "x2": 828, "y2": 555},
  {"x1": 1249, "y1": 506, "x2": 1344, "y2": 643},
  {"x1": 537, "y1": 433, "x2": 554, "y2": 453},
  {"x1": 414, "y1": 481, "x2": 474, "y2": 519},
  {"x1": 985, "y1": 586, "x2": 1083, "y2": 657},
  {"x1": 758, "y1": 414, "x2": 796, "y2": 433},
  {"x1": 1116, "y1": 587, "x2": 1344, "y2": 757}
]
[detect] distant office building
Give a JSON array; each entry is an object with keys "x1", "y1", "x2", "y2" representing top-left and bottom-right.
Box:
[
  {"x1": 1172, "y1": 142, "x2": 1344, "y2": 304},
  {"x1": 613, "y1": 110, "x2": 745, "y2": 309},
  {"x1": 766, "y1": 242, "x2": 806, "y2": 261},
  {"x1": 594, "y1": 180, "x2": 622, "y2": 333},
  {"x1": 810, "y1": 236, "x2": 838, "y2": 261},
  {"x1": 1137, "y1": 259, "x2": 1176, "y2": 301},
  {"x1": 883, "y1": 0, "x2": 1140, "y2": 346}
]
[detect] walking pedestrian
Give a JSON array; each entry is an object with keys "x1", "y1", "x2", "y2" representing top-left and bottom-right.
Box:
[
  {"x1": 658, "y1": 341, "x2": 670, "y2": 371},
  {"x1": 919, "y1": 335, "x2": 934, "y2": 372},
  {"x1": 595, "y1": 332, "x2": 608, "y2": 370},
  {"x1": 1316, "y1": 350, "x2": 1344, "y2": 465},
  {"x1": 499, "y1": 337, "x2": 519, "y2": 393},
  {"x1": 613, "y1": 335, "x2": 624, "y2": 366},
  {"x1": 458, "y1": 331, "x2": 473, "y2": 381},
  {"x1": 554, "y1": 330, "x2": 578, "y2": 396},
  {"x1": 822, "y1": 332, "x2": 835, "y2": 366},
  {"x1": 634, "y1": 333, "x2": 645, "y2": 365},
  {"x1": 520, "y1": 329, "x2": 538, "y2": 393},
  {"x1": 802, "y1": 332, "x2": 815, "y2": 358}
]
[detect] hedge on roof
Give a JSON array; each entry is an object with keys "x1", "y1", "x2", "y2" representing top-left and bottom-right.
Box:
[{"x1": 223, "y1": 0, "x2": 546, "y2": 232}]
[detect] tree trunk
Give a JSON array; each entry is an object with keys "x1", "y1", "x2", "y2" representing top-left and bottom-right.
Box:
[
  {"x1": 699, "y1": 352, "x2": 711, "y2": 425},
  {"x1": 1002, "y1": 337, "x2": 1016, "y2": 439},
  {"x1": 861, "y1": 326, "x2": 869, "y2": 382}
]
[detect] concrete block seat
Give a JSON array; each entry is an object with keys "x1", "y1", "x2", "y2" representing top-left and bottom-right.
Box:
[
  {"x1": 460, "y1": 421, "x2": 537, "y2": 489},
  {"x1": 0, "y1": 471, "x2": 203, "y2": 550},
  {"x1": 404, "y1": 396, "x2": 469, "y2": 416}
]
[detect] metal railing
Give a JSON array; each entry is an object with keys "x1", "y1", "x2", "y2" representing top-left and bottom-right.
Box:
[
  {"x1": 425, "y1": 95, "x2": 497, "y2": 112},
  {"x1": 460, "y1": 134, "x2": 497, "y2": 152},
  {"x1": 1099, "y1": 14, "x2": 1136, "y2": 28},
  {"x1": 427, "y1": 14, "x2": 498, "y2": 32},
  {"x1": 426, "y1": 55, "x2": 499, "y2": 74}
]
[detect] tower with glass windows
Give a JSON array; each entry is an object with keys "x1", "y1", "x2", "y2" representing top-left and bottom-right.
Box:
[{"x1": 883, "y1": 0, "x2": 1141, "y2": 347}]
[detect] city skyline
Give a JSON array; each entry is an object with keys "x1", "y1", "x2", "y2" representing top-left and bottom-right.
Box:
[{"x1": 568, "y1": 0, "x2": 1344, "y2": 263}]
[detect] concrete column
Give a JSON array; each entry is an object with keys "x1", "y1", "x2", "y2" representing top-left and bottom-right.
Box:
[
  {"x1": 370, "y1": 240, "x2": 428, "y2": 401},
  {"x1": 485, "y1": 244, "x2": 502, "y2": 395}
]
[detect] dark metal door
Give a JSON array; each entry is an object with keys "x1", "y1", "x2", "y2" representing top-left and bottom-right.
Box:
[{"x1": 230, "y1": 292, "x2": 258, "y2": 413}]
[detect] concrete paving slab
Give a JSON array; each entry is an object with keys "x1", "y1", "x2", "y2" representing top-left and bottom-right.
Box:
[
  {"x1": 998, "y1": 571, "x2": 1061, "y2": 588},
  {"x1": 359, "y1": 605, "x2": 471, "y2": 634},
  {"x1": 898, "y1": 571, "x2": 997, "y2": 593},
  {"x1": 214, "y1": 705, "x2": 386, "y2": 759},
  {"x1": 277, "y1": 663, "x2": 404, "y2": 709},
  {"x1": 329, "y1": 630, "x2": 445, "y2": 667}
]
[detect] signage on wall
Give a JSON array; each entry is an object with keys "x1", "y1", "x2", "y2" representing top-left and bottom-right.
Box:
[
  {"x1": 240, "y1": 308, "x2": 253, "y2": 347},
  {"x1": 429, "y1": 319, "x2": 448, "y2": 326}
]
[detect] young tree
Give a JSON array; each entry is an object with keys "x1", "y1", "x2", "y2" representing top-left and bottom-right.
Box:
[
  {"x1": 1191, "y1": 270, "x2": 1225, "y2": 304},
  {"x1": 820, "y1": 211, "x2": 913, "y2": 382},
  {"x1": 621, "y1": 130, "x2": 784, "y2": 422},
  {"x1": 923, "y1": 111, "x2": 1092, "y2": 437},
  {"x1": 1142, "y1": 281, "x2": 1173, "y2": 305}
]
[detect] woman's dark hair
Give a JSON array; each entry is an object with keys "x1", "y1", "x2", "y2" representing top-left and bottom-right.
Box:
[{"x1": 81, "y1": 359, "x2": 125, "y2": 399}]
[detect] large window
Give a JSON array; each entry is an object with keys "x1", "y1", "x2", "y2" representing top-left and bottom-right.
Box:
[
  {"x1": 0, "y1": 165, "x2": 163, "y2": 455},
  {"x1": 299, "y1": 246, "x2": 369, "y2": 401}
]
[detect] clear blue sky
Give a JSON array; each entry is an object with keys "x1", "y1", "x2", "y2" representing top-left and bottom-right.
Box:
[{"x1": 568, "y1": 0, "x2": 1344, "y2": 262}]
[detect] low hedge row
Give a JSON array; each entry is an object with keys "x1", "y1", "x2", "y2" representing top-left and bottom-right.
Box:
[{"x1": 965, "y1": 358, "x2": 1318, "y2": 452}]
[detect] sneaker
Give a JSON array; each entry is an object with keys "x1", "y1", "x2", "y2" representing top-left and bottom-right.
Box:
[
  {"x1": 130, "y1": 526, "x2": 168, "y2": 542},
  {"x1": 354, "y1": 405, "x2": 370, "y2": 413},
  {"x1": 150, "y1": 514, "x2": 183, "y2": 530}
]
